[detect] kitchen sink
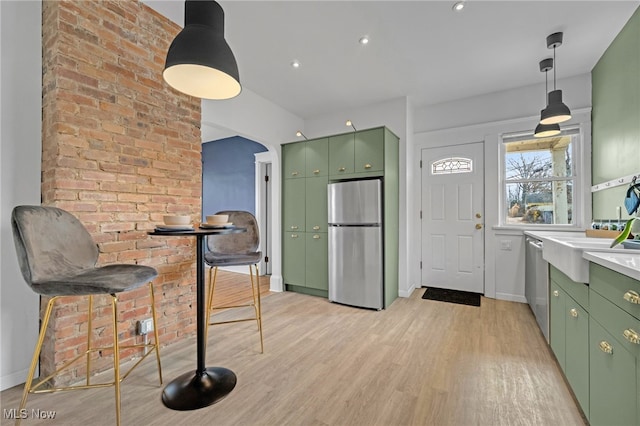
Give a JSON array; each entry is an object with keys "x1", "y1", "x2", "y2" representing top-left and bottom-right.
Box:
[{"x1": 541, "y1": 236, "x2": 629, "y2": 283}]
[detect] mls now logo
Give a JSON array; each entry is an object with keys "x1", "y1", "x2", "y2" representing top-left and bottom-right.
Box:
[{"x1": 3, "y1": 408, "x2": 56, "y2": 420}]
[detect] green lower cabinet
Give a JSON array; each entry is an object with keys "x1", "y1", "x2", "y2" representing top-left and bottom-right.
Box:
[
  {"x1": 550, "y1": 282, "x2": 567, "y2": 371},
  {"x1": 305, "y1": 232, "x2": 328, "y2": 291},
  {"x1": 549, "y1": 280, "x2": 589, "y2": 418},
  {"x1": 589, "y1": 317, "x2": 638, "y2": 426},
  {"x1": 282, "y1": 232, "x2": 305, "y2": 287},
  {"x1": 564, "y1": 302, "x2": 589, "y2": 418}
]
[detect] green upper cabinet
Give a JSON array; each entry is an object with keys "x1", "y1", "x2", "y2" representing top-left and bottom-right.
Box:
[
  {"x1": 354, "y1": 128, "x2": 384, "y2": 173},
  {"x1": 305, "y1": 138, "x2": 329, "y2": 177},
  {"x1": 283, "y1": 142, "x2": 306, "y2": 179},
  {"x1": 328, "y1": 133, "x2": 355, "y2": 176}
]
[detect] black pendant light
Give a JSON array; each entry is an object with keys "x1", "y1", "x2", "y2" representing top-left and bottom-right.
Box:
[
  {"x1": 163, "y1": 0, "x2": 241, "y2": 100},
  {"x1": 540, "y1": 32, "x2": 571, "y2": 125},
  {"x1": 534, "y1": 58, "x2": 561, "y2": 138}
]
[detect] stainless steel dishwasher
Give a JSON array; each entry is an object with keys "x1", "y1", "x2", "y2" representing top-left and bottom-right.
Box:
[{"x1": 525, "y1": 236, "x2": 550, "y2": 342}]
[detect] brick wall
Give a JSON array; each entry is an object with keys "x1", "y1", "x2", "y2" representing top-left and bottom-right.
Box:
[{"x1": 41, "y1": 0, "x2": 201, "y2": 384}]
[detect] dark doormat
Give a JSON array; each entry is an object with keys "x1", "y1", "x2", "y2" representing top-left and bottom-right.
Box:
[{"x1": 422, "y1": 287, "x2": 481, "y2": 307}]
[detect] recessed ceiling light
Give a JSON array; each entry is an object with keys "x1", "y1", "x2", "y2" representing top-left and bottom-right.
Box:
[
  {"x1": 359, "y1": 36, "x2": 369, "y2": 45},
  {"x1": 291, "y1": 60, "x2": 300, "y2": 69},
  {"x1": 452, "y1": 1, "x2": 465, "y2": 12}
]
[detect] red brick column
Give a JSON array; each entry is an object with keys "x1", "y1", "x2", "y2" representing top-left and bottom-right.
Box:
[{"x1": 41, "y1": 0, "x2": 201, "y2": 385}]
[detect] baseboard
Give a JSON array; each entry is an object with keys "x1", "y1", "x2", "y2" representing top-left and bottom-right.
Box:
[
  {"x1": 495, "y1": 292, "x2": 527, "y2": 303},
  {"x1": 269, "y1": 274, "x2": 283, "y2": 292}
]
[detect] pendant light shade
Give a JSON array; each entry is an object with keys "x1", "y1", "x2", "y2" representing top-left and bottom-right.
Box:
[
  {"x1": 535, "y1": 58, "x2": 561, "y2": 137},
  {"x1": 540, "y1": 90, "x2": 571, "y2": 124},
  {"x1": 534, "y1": 121, "x2": 561, "y2": 138},
  {"x1": 163, "y1": 0, "x2": 241, "y2": 100},
  {"x1": 539, "y1": 32, "x2": 570, "y2": 125}
]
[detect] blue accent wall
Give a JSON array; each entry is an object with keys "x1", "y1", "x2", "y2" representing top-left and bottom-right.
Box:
[{"x1": 202, "y1": 136, "x2": 268, "y2": 221}]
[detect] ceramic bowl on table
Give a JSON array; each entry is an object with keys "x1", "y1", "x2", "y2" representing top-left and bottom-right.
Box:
[
  {"x1": 206, "y1": 214, "x2": 229, "y2": 225},
  {"x1": 163, "y1": 215, "x2": 191, "y2": 226}
]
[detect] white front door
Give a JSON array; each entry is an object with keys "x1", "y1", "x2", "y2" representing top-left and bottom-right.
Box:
[{"x1": 421, "y1": 142, "x2": 484, "y2": 293}]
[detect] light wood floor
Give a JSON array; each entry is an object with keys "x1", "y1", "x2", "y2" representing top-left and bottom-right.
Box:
[{"x1": 1, "y1": 272, "x2": 585, "y2": 426}]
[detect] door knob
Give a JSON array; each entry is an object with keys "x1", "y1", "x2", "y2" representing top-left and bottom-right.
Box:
[
  {"x1": 475, "y1": 224, "x2": 483, "y2": 229},
  {"x1": 476, "y1": 213, "x2": 482, "y2": 218}
]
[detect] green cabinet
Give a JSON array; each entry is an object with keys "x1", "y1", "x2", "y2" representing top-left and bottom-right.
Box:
[
  {"x1": 305, "y1": 176, "x2": 328, "y2": 233},
  {"x1": 589, "y1": 318, "x2": 638, "y2": 426},
  {"x1": 305, "y1": 233, "x2": 328, "y2": 291},
  {"x1": 328, "y1": 133, "x2": 355, "y2": 176},
  {"x1": 549, "y1": 267, "x2": 589, "y2": 418},
  {"x1": 283, "y1": 178, "x2": 305, "y2": 232},
  {"x1": 282, "y1": 232, "x2": 305, "y2": 287},
  {"x1": 328, "y1": 127, "x2": 385, "y2": 178},
  {"x1": 283, "y1": 142, "x2": 306, "y2": 179},
  {"x1": 305, "y1": 137, "x2": 328, "y2": 177},
  {"x1": 588, "y1": 263, "x2": 640, "y2": 426},
  {"x1": 282, "y1": 126, "x2": 399, "y2": 305},
  {"x1": 354, "y1": 128, "x2": 384, "y2": 173}
]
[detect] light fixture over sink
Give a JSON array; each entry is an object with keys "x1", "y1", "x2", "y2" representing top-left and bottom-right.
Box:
[
  {"x1": 540, "y1": 32, "x2": 571, "y2": 125},
  {"x1": 163, "y1": 0, "x2": 241, "y2": 100},
  {"x1": 534, "y1": 57, "x2": 561, "y2": 138}
]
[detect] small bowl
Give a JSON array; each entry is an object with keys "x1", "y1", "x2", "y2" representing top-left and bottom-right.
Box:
[
  {"x1": 163, "y1": 215, "x2": 191, "y2": 226},
  {"x1": 206, "y1": 214, "x2": 229, "y2": 224}
]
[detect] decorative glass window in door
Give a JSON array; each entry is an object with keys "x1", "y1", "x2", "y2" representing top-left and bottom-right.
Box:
[{"x1": 431, "y1": 157, "x2": 473, "y2": 175}]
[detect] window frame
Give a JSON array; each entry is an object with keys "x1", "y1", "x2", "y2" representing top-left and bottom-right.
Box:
[{"x1": 499, "y1": 125, "x2": 584, "y2": 228}]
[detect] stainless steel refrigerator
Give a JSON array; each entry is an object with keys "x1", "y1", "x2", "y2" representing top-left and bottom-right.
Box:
[{"x1": 328, "y1": 179, "x2": 383, "y2": 310}]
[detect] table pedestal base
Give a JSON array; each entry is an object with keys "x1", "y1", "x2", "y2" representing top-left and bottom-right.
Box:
[{"x1": 161, "y1": 367, "x2": 237, "y2": 410}]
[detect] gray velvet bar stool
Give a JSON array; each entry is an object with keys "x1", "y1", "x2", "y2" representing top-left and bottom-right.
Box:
[
  {"x1": 11, "y1": 205, "x2": 162, "y2": 426},
  {"x1": 204, "y1": 210, "x2": 263, "y2": 353}
]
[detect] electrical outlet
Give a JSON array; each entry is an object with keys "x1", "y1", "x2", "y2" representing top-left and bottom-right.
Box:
[{"x1": 137, "y1": 318, "x2": 154, "y2": 335}]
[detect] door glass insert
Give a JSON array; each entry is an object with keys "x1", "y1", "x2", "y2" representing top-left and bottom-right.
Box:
[{"x1": 431, "y1": 157, "x2": 473, "y2": 175}]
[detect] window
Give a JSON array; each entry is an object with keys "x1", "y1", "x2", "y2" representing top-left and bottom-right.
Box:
[
  {"x1": 502, "y1": 128, "x2": 580, "y2": 226},
  {"x1": 431, "y1": 157, "x2": 473, "y2": 175}
]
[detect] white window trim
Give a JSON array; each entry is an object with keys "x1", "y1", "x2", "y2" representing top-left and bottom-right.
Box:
[{"x1": 497, "y1": 120, "x2": 591, "y2": 230}]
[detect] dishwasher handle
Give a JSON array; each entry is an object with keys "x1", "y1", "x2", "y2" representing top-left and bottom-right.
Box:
[{"x1": 528, "y1": 239, "x2": 544, "y2": 251}]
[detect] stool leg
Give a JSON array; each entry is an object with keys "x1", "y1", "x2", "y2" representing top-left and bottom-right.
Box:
[
  {"x1": 16, "y1": 297, "x2": 57, "y2": 426},
  {"x1": 110, "y1": 294, "x2": 121, "y2": 426},
  {"x1": 86, "y1": 295, "x2": 93, "y2": 386},
  {"x1": 205, "y1": 266, "x2": 218, "y2": 343},
  {"x1": 249, "y1": 264, "x2": 264, "y2": 353},
  {"x1": 149, "y1": 282, "x2": 162, "y2": 384}
]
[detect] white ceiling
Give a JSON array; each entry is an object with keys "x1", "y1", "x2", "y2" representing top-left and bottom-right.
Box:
[{"x1": 144, "y1": 1, "x2": 639, "y2": 119}]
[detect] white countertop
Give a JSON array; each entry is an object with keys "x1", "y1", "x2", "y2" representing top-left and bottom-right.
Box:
[
  {"x1": 583, "y1": 251, "x2": 640, "y2": 281},
  {"x1": 524, "y1": 230, "x2": 633, "y2": 282}
]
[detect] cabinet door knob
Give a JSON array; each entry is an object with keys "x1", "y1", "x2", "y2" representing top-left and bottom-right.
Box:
[
  {"x1": 313, "y1": 169, "x2": 320, "y2": 174},
  {"x1": 623, "y1": 329, "x2": 640, "y2": 344},
  {"x1": 338, "y1": 167, "x2": 346, "y2": 172},
  {"x1": 291, "y1": 234, "x2": 299, "y2": 239},
  {"x1": 599, "y1": 341, "x2": 613, "y2": 354},
  {"x1": 553, "y1": 290, "x2": 559, "y2": 297},
  {"x1": 623, "y1": 290, "x2": 640, "y2": 304},
  {"x1": 364, "y1": 164, "x2": 372, "y2": 169},
  {"x1": 290, "y1": 225, "x2": 298, "y2": 230},
  {"x1": 569, "y1": 308, "x2": 579, "y2": 318},
  {"x1": 313, "y1": 234, "x2": 320, "y2": 239},
  {"x1": 313, "y1": 226, "x2": 320, "y2": 230},
  {"x1": 291, "y1": 171, "x2": 299, "y2": 176}
]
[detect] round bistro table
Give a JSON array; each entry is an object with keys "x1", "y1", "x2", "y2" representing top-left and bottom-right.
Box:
[{"x1": 149, "y1": 226, "x2": 246, "y2": 410}]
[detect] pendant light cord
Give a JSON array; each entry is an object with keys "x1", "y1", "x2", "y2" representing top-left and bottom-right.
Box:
[{"x1": 553, "y1": 46, "x2": 557, "y2": 91}]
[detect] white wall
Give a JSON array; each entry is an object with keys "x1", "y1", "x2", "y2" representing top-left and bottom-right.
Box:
[
  {"x1": 0, "y1": 0, "x2": 42, "y2": 391},
  {"x1": 411, "y1": 74, "x2": 592, "y2": 301},
  {"x1": 201, "y1": 89, "x2": 305, "y2": 292}
]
